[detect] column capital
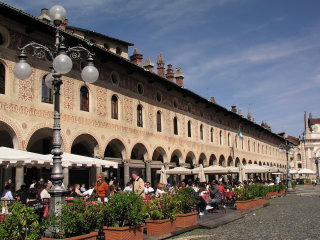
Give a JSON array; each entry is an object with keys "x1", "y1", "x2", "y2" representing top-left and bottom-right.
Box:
[
  {"x1": 122, "y1": 159, "x2": 130, "y2": 165},
  {"x1": 145, "y1": 160, "x2": 152, "y2": 164}
]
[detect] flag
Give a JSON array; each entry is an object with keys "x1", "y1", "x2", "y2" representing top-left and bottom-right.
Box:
[{"x1": 238, "y1": 129, "x2": 243, "y2": 140}]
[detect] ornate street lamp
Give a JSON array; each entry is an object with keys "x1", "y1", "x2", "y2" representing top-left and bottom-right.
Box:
[
  {"x1": 279, "y1": 137, "x2": 295, "y2": 192},
  {"x1": 313, "y1": 156, "x2": 320, "y2": 185},
  {"x1": 13, "y1": 5, "x2": 99, "y2": 213}
]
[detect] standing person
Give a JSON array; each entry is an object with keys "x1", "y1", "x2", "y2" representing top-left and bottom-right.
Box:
[
  {"x1": 26, "y1": 188, "x2": 44, "y2": 220},
  {"x1": 144, "y1": 182, "x2": 154, "y2": 195},
  {"x1": 131, "y1": 171, "x2": 145, "y2": 199},
  {"x1": 40, "y1": 183, "x2": 51, "y2": 200},
  {"x1": 2, "y1": 184, "x2": 14, "y2": 201},
  {"x1": 94, "y1": 173, "x2": 109, "y2": 202}
]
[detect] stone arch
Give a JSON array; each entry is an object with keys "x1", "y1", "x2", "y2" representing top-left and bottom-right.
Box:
[
  {"x1": 258, "y1": 161, "x2": 262, "y2": 166},
  {"x1": 209, "y1": 154, "x2": 217, "y2": 166},
  {"x1": 219, "y1": 154, "x2": 226, "y2": 166},
  {"x1": 0, "y1": 117, "x2": 22, "y2": 149},
  {"x1": 170, "y1": 149, "x2": 182, "y2": 166},
  {"x1": 254, "y1": 160, "x2": 258, "y2": 164},
  {"x1": 235, "y1": 157, "x2": 240, "y2": 167},
  {"x1": 185, "y1": 151, "x2": 196, "y2": 168},
  {"x1": 130, "y1": 143, "x2": 148, "y2": 160},
  {"x1": 242, "y1": 158, "x2": 247, "y2": 165},
  {"x1": 71, "y1": 133, "x2": 99, "y2": 157},
  {"x1": 198, "y1": 153, "x2": 207, "y2": 166},
  {"x1": 0, "y1": 120, "x2": 20, "y2": 149},
  {"x1": 227, "y1": 156, "x2": 233, "y2": 166},
  {"x1": 104, "y1": 138, "x2": 126, "y2": 159},
  {"x1": 267, "y1": 162, "x2": 270, "y2": 166},
  {"x1": 248, "y1": 160, "x2": 252, "y2": 164},
  {"x1": 152, "y1": 146, "x2": 167, "y2": 162},
  {"x1": 69, "y1": 130, "x2": 101, "y2": 156},
  {"x1": 263, "y1": 162, "x2": 266, "y2": 165}
]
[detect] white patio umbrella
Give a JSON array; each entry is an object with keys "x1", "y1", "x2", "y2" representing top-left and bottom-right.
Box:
[
  {"x1": 203, "y1": 165, "x2": 230, "y2": 174},
  {"x1": 159, "y1": 165, "x2": 167, "y2": 185},
  {"x1": 298, "y1": 168, "x2": 316, "y2": 174},
  {"x1": 289, "y1": 169, "x2": 298, "y2": 174},
  {"x1": 198, "y1": 164, "x2": 206, "y2": 183},
  {"x1": 243, "y1": 164, "x2": 270, "y2": 174},
  {"x1": 165, "y1": 166, "x2": 193, "y2": 175},
  {"x1": 239, "y1": 163, "x2": 247, "y2": 183}
]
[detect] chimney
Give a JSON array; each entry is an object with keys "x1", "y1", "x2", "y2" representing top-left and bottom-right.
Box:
[
  {"x1": 210, "y1": 97, "x2": 216, "y2": 104},
  {"x1": 130, "y1": 48, "x2": 143, "y2": 66},
  {"x1": 174, "y1": 68, "x2": 184, "y2": 87},
  {"x1": 143, "y1": 57, "x2": 154, "y2": 72},
  {"x1": 38, "y1": 8, "x2": 51, "y2": 24},
  {"x1": 59, "y1": 19, "x2": 68, "y2": 30},
  {"x1": 157, "y1": 52, "x2": 165, "y2": 77},
  {"x1": 247, "y1": 112, "x2": 251, "y2": 120},
  {"x1": 231, "y1": 105, "x2": 237, "y2": 113},
  {"x1": 166, "y1": 64, "x2": 174, "y2": 82}
]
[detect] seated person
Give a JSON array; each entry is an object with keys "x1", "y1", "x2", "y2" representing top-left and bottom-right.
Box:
[
  {"x1": 144, "y1": 182, "x2": 155, "y2": 195},
  {"x1": 206, "y1": 180, "x2": 221, "y2": 210},
  {"x1": 67, "y1": 185, "x2": 78, "y2": 198},
  {"x1": 26, "y1": 188, "x2": 44, "y2": 220},
  {"x1": 155, "y1": 183, "x2": 165, "y2": 197},
  {"x1": 197, "y1": 183, "x2": 209, "y2": 215}
]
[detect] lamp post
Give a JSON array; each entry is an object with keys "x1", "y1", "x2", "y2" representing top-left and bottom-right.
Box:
[
  {"x1": 13, "y1": 5, "x2": 99, "y2": 213},
  {"x1": 279, "y1": 137, "x2": 295, "y2": 192},
  {"x1": 313, "y1": 156, "x2": 320, "y2": 185}
]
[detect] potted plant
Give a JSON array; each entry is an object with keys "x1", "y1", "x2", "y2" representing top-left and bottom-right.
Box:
[
  {"x1": 235, "y1": 186, "x2": 252, "y2": 210},
  {"x1": 256, "y1": 185, "x2": 268, "y2": 206},
  {"x1": 144, "y1": 193, "x2": 176, "y2": 236},
  {"x1": 103, "y1": 192, "x2": 144, "y2": 240},
  {"x1": 0, "y1": 201, "x2": 46, "y2": 240},
  {"x1": 43, "y1": 198, "x2": 102, "y2": 239},
  {"x1": 174, "y1": 187, "x2": 198, "y2": 228},
  {"x1": 291, "y1": 181, "x2": 296, "y2": 190},
  {"x1": 304, "y1": 179, "x2": 312, "y2": 185},
  {"x1": 279, "y1": 184, "x2": 286, "y2": 195}
]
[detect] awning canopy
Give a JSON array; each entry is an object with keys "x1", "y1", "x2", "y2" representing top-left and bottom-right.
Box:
[
  {"x1": 165, "y1": 167, "x2": 193, "y2": 175},
  {"x1": 0, "y1": 147, "x2": 118, "y2": 169},
  {"x1": 203, "y1": 165, "x2": 238, "y2": 174},
  {"x1": 298, "y1": 168, "x2": 316, "y2": 174},
  {"x1": 242, "y1": 164, "x2": 270, "y2": 173}
]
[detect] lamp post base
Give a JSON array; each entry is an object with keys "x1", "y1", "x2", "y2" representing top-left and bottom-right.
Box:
[
  {"x1": 286, "y1": 187, "x2": 295, "y2": 193},
  {"x1": 49, "y1": 188, "x2": 68, "y2": 214}
]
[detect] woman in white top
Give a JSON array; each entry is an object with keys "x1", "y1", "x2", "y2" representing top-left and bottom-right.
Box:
[{"x1": 155, "y1": 183, "x2": 165, "y2": 197}]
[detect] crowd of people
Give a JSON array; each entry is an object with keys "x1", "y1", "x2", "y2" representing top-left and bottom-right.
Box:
[{"x1": 1, "y1": 172, "x2": 282, "y2": 218}]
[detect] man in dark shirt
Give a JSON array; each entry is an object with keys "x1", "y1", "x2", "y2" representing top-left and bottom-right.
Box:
[
  {"x1": 206, "y1": 180, "x2": 221, "y2": 210},
  {"x1": 26, "y1": 188, "x2": 44, "y2": 220}
]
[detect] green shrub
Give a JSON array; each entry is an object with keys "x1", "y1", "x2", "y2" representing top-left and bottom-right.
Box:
[
  {"x1": 291, "y1": 181, "x2": 296, "y2": 188},
  {"x1": 258, "y1": 185, "x2": 269, "y2": 197},
  {"x1": 104, "y1": 192, "x2": 144, "y2": 227},
  {"x1": 0, "y1": 201, "x2": 44, "y2": 240},
  {"x1": 47, "y1": 198, "x2": 104, "y2": 238},
  {"x1": 279, "y1": 184, "x2": 286, "y2": 190},
  {"x1": 174, "y1": 187, "x2": 198, "y2": 214},
  {"x1": 305, "y1": 179, "x2": 311, "y2": 183},
  {"x1": 144, "y1": 193, "x2": 177, "y2": 221},
  {"x1": 235, "y1": 186, "x2": 250, "y2": 201}
]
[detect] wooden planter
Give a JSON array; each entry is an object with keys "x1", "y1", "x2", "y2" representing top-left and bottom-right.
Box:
[
  {"x1": 236, "y1": 200, "x2": 252, "y2": 210},
  {"x1": 175, "y1": 212, "x2": 198, "y2": 228},
  {"x1": 103, "y1": 225, "x2": 143, "y2": 240},
  {"x1": 42, "y1": 232, "x2": 98, "y2": 240},
  {"x1": 256, "y1": 197, "x2": 267, "y2": 206},
  {"x1": 145, "y1": 219, "x2": 176, "y2": 236},
  {"x1": 305, "y1": 182, "x2": 312, "y2": 185}
]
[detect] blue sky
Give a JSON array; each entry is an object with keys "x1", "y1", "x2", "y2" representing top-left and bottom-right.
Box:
[{"x1": 3, "y1": 0, "x2": 320, "y2": 137}]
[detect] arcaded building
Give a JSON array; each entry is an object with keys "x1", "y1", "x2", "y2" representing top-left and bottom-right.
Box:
[{"x1": 0, "y1": 2, "x2": 287, "y2": 190}]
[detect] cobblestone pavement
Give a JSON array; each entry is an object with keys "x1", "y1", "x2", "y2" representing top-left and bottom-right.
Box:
[{"x1": 171, "y1": 186, "x2": 320, "y2": 240}]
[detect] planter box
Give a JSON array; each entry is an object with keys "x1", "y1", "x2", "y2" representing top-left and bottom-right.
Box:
[
  {"x1": 175, "y1": 212, "x2": 198, "y2": 228},
  {"x1": 145, "y1": 219, "x2": 176, "y2": 236},
  {"x1": 279, "y1": 189, "x2": 285, "y2": 195},
  {"x1": 42, "y1": 232, "x2": 98, "y2": 240},
  {"x1": 256, "y1": 197, "x2": 267, "y2": 206},
  {"x1": 103, "y1": 225, "x2": 143, "y2": 240},
  {"x1": 250, "y1": 198, "x2": 258, "y2": 208},
  {"x1": 305, "y1": 182, "x2": 312, "y2": 185},
  {"x1": 236, "y1": 200, "x2": 252, "y2": 210}
]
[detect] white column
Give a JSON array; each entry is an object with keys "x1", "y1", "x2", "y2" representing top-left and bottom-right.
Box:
[{"x1": 15, "y1": 166, "x2": 24, "y2": 190}]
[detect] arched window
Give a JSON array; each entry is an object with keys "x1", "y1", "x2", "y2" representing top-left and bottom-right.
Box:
[
  {"x1": 258, "y1": 143, "x2": 260, "y2": 153},
  {"x1": 210, "y1": 128, "x2": 213, "y2": 143},
  {"x1": 200, "y1": 124, "x2": 203, "y2": 140},
  {"x1": 254, "y1": 142, "x2": 256, "y2": 152},
  {"x1": 116, "y1": 47, "x2": 121, "y2": 55},
  {"x1": 137, "y1": 104, "x2": 143, "y2": 127},
  {"x1": 80, "y1": 86, "x2": 89, "y2": 111},
  {"x1": 228, "y1": 133, "x2": 231, "y2": 146},
  {"x1": 41, "y1": 75, "x2": 53, "y2": 104},
  {"x1": 111, "y1": 95, "x2": 118, "y2": 119},
  {"x1": 188, "y1": 121, "x2": 192, "y2": 138},
  {"x1": 219, "y1": 130, "x2": 222, "y2": 145},
  {"x1": 248, "y1": 140, "x2": 250, "y2": 152},
  {"x1": 241, "y1": 138, "x2": 244, "y2": 149},
  {"x1": 173, "y1": 117, "x2": 178, "y2": 135},
  {"x1": 157, "y1": 111, "x2": 161, "y2": 132},
  {"x1": 0, "y1": 62, "x2": 5, "y2": 94}
]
